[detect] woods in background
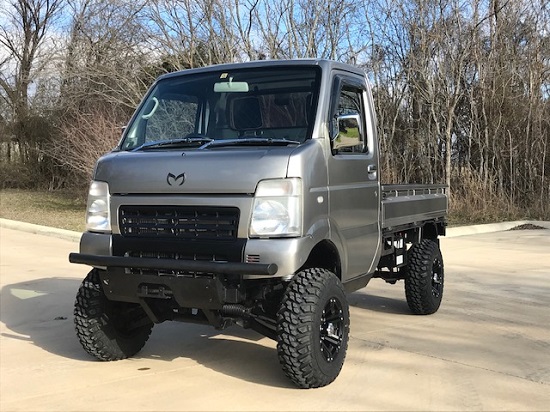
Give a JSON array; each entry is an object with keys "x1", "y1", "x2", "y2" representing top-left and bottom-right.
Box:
[{"x1": 1, "y1": 0, "x2": 549, "y2": 221}]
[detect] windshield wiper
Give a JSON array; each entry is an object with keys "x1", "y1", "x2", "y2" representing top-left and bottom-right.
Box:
[
  {"x1": 200, "y1": 138, "x2": 300, "y2": 149},
  {"x1": 132, "y1": 137, "x2": 213, "y2": 151}
]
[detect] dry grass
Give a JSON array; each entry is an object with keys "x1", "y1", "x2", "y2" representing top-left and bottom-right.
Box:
[
  {"x1": 0, "y1": 189, "x2": 86, "y2": 232},
  {"x1": 447, "y1": 168, "x2": 549, "y2": 226},
  {"x1": 448, "y1": 195, "x2": 525, "y2": 226}
]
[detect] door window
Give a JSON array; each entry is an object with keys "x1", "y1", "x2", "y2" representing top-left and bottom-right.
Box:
[{"x1": 334, "y1": 86, "x2": 366, "y2": 154}]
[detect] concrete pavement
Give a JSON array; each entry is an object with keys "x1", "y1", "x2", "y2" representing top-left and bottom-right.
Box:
[
  {"x1": 1, "y1": 225, "x2": 549, "y2": 411},
  {"x1": 0, "y1": 218, "x2": 81, "y2": 242}
]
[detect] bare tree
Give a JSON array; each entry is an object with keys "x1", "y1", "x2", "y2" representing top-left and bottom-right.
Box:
[
  {"x1": 0, "y1": 0, "x2": 63, "y2": 169},
  {"x1": 60, "y1": 0, "x2": 150, "y2": 112},
  {"x1": 0, "y1": 0, "x2": 547, "y2": 219},
  {"x1": 45, "y1": 110, "x2": 122, "y2": 185}
]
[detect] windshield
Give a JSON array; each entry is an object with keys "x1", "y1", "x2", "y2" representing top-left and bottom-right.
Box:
[{"x1": 121, "y1": 66, "x2": 321, "y2": 150}]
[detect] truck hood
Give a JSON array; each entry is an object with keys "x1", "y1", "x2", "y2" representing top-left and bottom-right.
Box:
[{"x1": 94, "y1": 147, "x2": 294, "y2": 195}]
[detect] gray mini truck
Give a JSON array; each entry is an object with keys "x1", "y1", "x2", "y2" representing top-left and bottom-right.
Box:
[{"x1": 69, "y1": 59, "x2": 447, "y2": 388}]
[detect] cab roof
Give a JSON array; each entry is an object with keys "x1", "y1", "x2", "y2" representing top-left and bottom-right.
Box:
[{"x1": 157, "y1": 59, "x2": 365, "y2": 81}]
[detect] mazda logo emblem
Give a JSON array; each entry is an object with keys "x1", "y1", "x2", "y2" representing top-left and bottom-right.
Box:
[{"x1": 167, "y1": 173, "x2": 185, "y2": 186}]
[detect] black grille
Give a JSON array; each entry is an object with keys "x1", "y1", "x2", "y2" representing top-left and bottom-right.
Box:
[
  {"x1": 119, "y1": 206, "x2": 239, "y2": 240},
  {"x1": 124, "y1": 251, "x2": 225, "y2": 278}
]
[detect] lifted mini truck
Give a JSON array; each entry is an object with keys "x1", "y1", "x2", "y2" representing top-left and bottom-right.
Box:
[{"x1": 69, "y1": 59, "x2": 447, "y2": 388}]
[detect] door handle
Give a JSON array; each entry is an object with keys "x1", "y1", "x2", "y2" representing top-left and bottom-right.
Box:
[{"x1": 367, "y1": 164, "x2": 377, "y2": 180}]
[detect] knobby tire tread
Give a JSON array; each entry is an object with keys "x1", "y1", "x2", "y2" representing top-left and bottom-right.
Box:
[
  {"x1": 405, "y1": 240, "x2": 444, "y2": 315},
  {"x1": 74, "y1": 269, "x2": 153, "y2": 361},
  {"x1": 277, "y1": 268, "x2": 349, "y2": 389}
]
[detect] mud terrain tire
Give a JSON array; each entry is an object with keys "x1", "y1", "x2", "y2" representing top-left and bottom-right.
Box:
[
  {"x1": 74, "y1": 269, "x2": 153, "y2": 360},
  {"x1": 405, "y1": 239, "x2": 444, "y2": 315},
  {"x1": 277, "y1": 268, "x2": 350, "y2": 388}
]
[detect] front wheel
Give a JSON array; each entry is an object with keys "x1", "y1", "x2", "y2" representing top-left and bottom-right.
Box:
[
  {"x1": 74, "y1": 269, "x2": 154, "y2": 361},
  {"x1": 277, "y1": 268, "x2": 350, "y2": 388},
  {"x1": 405, "y1": 239, "x2": 444, "y2": 315}
]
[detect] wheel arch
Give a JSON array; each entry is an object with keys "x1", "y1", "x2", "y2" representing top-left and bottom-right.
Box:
[
  {"x1": 299, "y1": 240, "x2": 342, "y2": 280},
  {"x1": 421, "y1": 222, "x2": 439, "y2": 241},
  {"x1": 420, "y1": 220, "x2": 445, "y2": 242}
]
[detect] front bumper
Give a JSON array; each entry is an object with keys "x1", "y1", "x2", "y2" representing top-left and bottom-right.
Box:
[
  {"x1": 77, "y1": 231, "x2": 318, "y2": 279},
  {"x1": 69, "y1": 253, "x2": 277, "y2": 313},
  {"x1": 69, "y1": 253, "x2": 278, "y2": 276}
]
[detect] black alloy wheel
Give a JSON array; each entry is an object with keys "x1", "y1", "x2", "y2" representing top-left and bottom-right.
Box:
[{"x1": 319, "y1": 297, "x2": 345, "y2": 363}]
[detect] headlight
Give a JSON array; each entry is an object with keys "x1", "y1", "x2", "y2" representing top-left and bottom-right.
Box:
[
  {"x1": 86, "y1": 181, "x2": 111, "y2": 232},
  {"x1": 249, "y1": 178, "x2": 302, "y2": 238}
]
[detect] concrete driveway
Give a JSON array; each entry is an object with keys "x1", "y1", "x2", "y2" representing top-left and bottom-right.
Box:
[{"x1": 1, "y1": 226, "x2": 549, "y2": 411}]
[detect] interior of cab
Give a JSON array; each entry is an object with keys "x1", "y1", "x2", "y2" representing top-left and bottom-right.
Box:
[{"x1": 122, "y1": 67, "x2": 320, "y2": 150}]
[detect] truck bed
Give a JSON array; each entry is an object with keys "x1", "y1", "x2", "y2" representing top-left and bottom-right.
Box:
[{"x1": 381, "y1": 184, "x2": 447, "y2": 230}]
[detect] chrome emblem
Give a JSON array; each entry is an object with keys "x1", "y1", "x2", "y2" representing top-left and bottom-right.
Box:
[{"x1": 166, "y1": 173, "x2": 185, "y2": 186}]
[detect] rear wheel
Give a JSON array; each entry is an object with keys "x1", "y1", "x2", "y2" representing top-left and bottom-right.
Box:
[
  {"x1": 405, "y1": 239, "x2": 444, "y2": 315},
  {"x1": 74, "y1": 269, "x2": 153, "y2": 361},
  {"x1": 277, "y1": 268, "x2": 350, "y2": 388}
]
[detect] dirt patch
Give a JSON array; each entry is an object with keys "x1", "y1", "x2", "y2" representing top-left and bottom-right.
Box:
[{"x1": 509, "y1": 224, "x2": 548, "y2": 231}]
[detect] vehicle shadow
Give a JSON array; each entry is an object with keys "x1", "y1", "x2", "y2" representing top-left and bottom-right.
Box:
[
  {"x1": 0, "y1": 278, "x2": 292, "y2": 388},
  {"x1": 348, "y1": 291, "x2": 411, "y2": 315},
  {"x1": 140, "y1": 322, "x2": 292, "y2": 388},
  {"x1": 0, "y1": 277, "x2": 90, "y2": 360}
]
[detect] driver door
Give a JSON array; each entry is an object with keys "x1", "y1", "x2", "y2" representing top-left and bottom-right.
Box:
[{"x1": 327, "y1": 74, "x2": 380, "y2": 281}]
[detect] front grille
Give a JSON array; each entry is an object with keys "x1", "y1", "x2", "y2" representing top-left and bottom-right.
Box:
[
  {"x1": 128, "y1": 251, "x2": 228, "y2": 262},
  {"x1": 124, "y1": 251, "x2": 224, "y2": 278},
  {"x1": 119, "y1": 206, "x2": 239, "y2": 240}
]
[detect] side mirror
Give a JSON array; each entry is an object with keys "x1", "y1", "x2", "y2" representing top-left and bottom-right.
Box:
[{"x1": 332, "y1": 113, "x2": 362, "y2": 150}]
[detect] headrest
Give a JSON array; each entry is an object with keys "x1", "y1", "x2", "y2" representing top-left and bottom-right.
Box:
[{"x1": 230, "y1": 97, "x2": 262, "y2": 130}]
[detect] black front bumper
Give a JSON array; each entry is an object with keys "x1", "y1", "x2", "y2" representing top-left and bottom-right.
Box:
[
  {"x1": 69, "y1": 253, "x2": 278, "y2": 312},
  {"x1": 70, "y1": 230, "x2": 279, "y2": 318},
  {"x1": 68, "y1": 253, "x2": 278, "y2": 276}
]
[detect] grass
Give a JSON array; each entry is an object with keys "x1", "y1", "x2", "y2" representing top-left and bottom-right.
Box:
[{"x1": 0, "y1": 189, "x2": 87, "y2": 232}]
